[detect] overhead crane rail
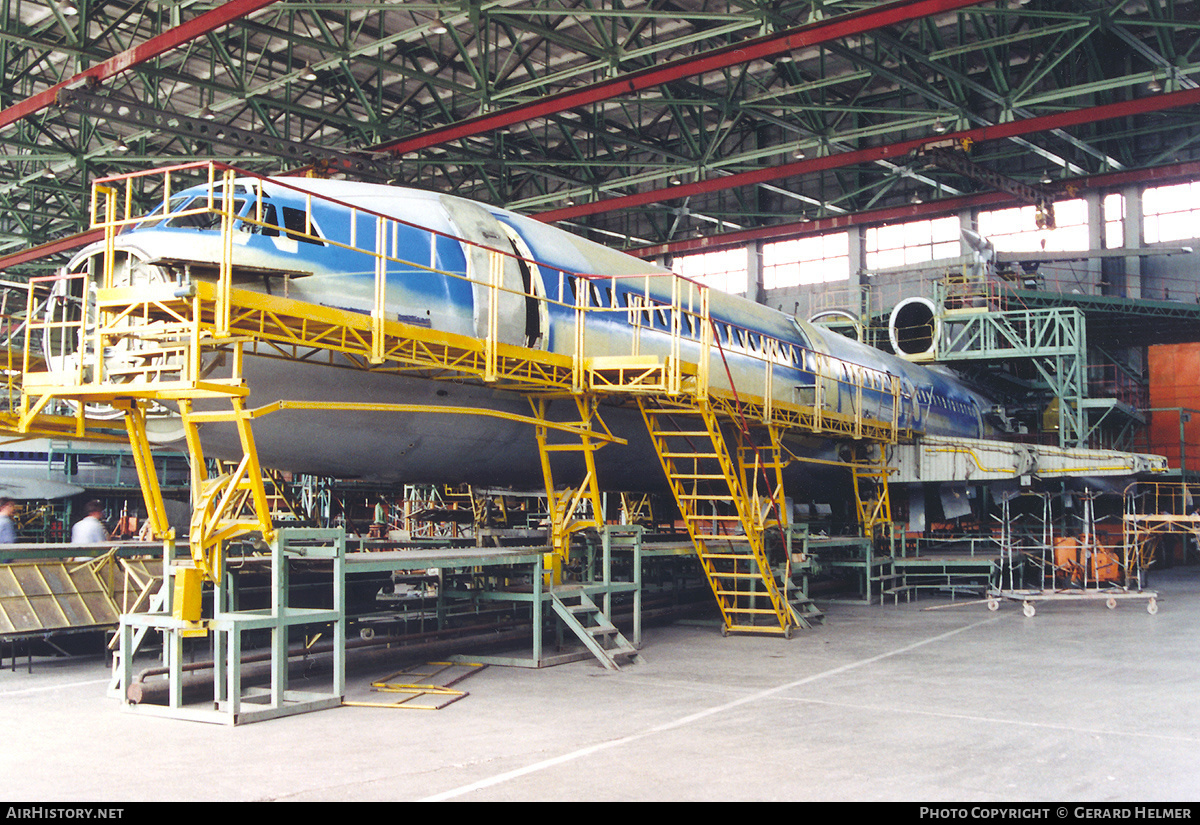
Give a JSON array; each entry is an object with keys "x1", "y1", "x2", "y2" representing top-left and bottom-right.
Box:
[{"x1": 18, "y1": 161, "x2": 907, "y2": 641}]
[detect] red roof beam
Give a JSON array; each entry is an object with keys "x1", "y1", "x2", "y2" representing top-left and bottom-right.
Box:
[
  {"x1": 0, "y1": 0, "x2": 280, "y2": 132},
  {"x1": 630, "y1": 158, "x2": 1200, "y2": 259},
  {"x1": 535, "y1": 86, "x2": 1200, "y2": 224},
  {"x1": 375, "y1": 0, "x2": 985, "y2": 156},
  {"x1": 0, "y1": 229, "x2": 105, "y2": 272}
]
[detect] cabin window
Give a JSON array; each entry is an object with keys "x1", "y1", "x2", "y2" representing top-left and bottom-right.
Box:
[
  {"x1": 589, "y1": 281, "x2": 613, "y2": 309},
  {"x1": 253, "y1": 204, "x2": 280, "y2": 236},
  {"x1": 248, "y1": 203, "x2": 323, "y2": 245},
  {"x1": 280, "y1": 206, "x2": 325, "y2": 245},
  {"x1": 622, "y1": 292, "x2": 645, "y2": 324}
]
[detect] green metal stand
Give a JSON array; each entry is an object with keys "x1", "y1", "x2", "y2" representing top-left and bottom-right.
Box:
[
  {"x1": 453, "y1": 525, "x2": 644, "y2": 668},
  {"x1": 116, "y1": 527, "x2": 346, "y2": 725}
]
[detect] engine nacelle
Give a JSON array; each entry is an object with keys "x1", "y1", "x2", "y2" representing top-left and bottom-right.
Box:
[{"x1": 888, "y1": 297, "x2": 940, "y2": 362}]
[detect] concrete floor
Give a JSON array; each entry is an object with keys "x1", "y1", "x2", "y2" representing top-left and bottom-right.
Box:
[{"x1": 2, "y1": 567, "x2": 1199, "y2": 802}]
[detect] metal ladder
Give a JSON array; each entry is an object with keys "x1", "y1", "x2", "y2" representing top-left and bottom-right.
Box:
[{"x1": 852, "y1": 457, "x2": 893, "y2": 540}]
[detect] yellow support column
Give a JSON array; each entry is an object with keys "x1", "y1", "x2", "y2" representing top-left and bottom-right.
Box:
[
  {"x1": 530, "y1": 395, "x2": 609, "y2": 584},
  {"x1": 852, "y1": 450, "x2": 893, "y2": 541},
  {"x1": 120, "y1": 400, "x2": 174, "y2": 541}
]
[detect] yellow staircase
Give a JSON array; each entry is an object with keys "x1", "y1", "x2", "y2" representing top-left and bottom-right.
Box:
[
  {"x1": 851, "y1": 454, "x2": 893, "y2": 540},
  {"x1": 638, "y1": 398, "x2": 797, "y2": 637}
]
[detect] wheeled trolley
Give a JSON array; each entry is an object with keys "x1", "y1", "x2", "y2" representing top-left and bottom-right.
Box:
[{"x1": 986, "y1": 587, "x2": 1159, "y2": 617}]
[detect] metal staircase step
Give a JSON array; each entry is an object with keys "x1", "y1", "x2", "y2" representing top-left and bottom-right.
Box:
[
  {"x1": 606, "y1": 645, "x2": 639, "y2": 658},
  {"x1": 549, "y1": 592, "x2": 642, "y2": 671},
  {"x1": 719, "y1": 605, "x2": 786, "y2": 616}
]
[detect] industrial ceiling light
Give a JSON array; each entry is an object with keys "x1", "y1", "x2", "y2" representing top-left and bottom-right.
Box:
[
  {"x1": 430, "y1": 19, "x2": 449, "y2": 34},
  {"x1": 114, "y1": 138, "x2": 129, "y2": 153},
  {"x1": 44, "y1": 167, "x2": 57, "y2": 179},
  {"x1": 668, "y1": 175, "x2": 682, "y2": 186},
  {"x1": 301, "y1": 65, "x2": 318, "y2": 81},
  {"x1": 932, "y1": 117, "x2": 948, "y2": 134},
  {"x1": 1148, "y1": 77, "x2": 1162, "y2": 93},
  {"x1": 199, "y1": 106, "x2": 215, "y2": 120},
  {"x1": 1040, "y1": 170, "x2": 1054, "y2": 185},
  {"x1": 793, "y1": 146, "x2": 806, "y2": 159},
  {"x1": 59, "y1": 1, "x2": 78, "y2": 16},
  {"x1": 910, "y1": 192, "x2": 923, "y2": 204}
]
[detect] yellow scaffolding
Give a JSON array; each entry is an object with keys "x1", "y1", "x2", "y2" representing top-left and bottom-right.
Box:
[{"x1": 16, "y1": 161, "x2": 907, "y2": 637}]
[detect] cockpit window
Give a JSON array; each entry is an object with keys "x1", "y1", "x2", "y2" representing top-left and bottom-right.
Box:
[
  {"x1": 166, "y1": 198, "x2": 247, "y2": 230},
  {"x1": 136, "y1": 196, "x2": 191, "y2": 228}
]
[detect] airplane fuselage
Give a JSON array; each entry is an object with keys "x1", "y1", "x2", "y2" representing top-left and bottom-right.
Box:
[{"x1": 55, "y1": 176, "x2": 995, "y2": 492}]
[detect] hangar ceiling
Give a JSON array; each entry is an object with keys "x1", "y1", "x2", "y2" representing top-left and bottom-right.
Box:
[{"x1": 2, "y1": 0, "x2": 1200, "y2": 270}]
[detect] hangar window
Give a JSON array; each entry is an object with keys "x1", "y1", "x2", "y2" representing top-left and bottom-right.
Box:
[
  {"x1": 865, "y1": 217, "x2": 959, "y2": 271},
  {"x1": 762, "y1": 232, "x2": 850, "y2": 287},
  {"x1": 671, "y1": 248, "x2": 747, "y2": 295},
  {"x1": 1104, "y1": 193, "x2": 1125, "y2": 249},
  {"x1": 1142, "y1": 182, "x2": 1200, "y2": 244},
  {"x1": 977, "y1": 199, "x2": 1088, "y2": 252}
]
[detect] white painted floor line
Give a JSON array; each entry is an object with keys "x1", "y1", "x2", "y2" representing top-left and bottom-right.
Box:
[
  {"x1": 778, "y1": 695, "x2": 1200, "y2": 744},
  {"x1": 0, "y1": 677, "x2": 110, "y2": 696},
  {"x1": 421, "y1": 617, "x2": 999, "y2": 801}
]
